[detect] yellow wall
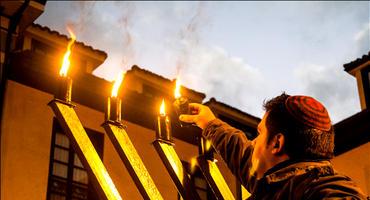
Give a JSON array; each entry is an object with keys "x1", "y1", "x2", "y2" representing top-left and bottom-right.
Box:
[
  {"x1": 1, "y1": 80, "x2": 239, "y2": 199},
  {"x1": 332, "y1": 142, "x2": 370, "y2": 196},
  {"x1": 1, "y1": 81, "x2": 54, "y2": 200}
]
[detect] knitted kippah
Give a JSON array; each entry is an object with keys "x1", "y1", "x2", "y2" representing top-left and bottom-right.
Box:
[{"x1": 285, "y1": 96, "x2": 331, "y2": 131}]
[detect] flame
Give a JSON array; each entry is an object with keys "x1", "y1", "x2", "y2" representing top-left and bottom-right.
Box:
[
  {"x1": 160, "y1": 99, "x2": 166, "y2": 116},
  {"x1": 59, "y1": 27, "x2": 76, "y2": 77},
  {"x1": 111, "y1": 71, "x2": 125, "y2": 97},
  {"x1": 205, "y1": 139, "x2": 212, "y2": 151},
  {"x1": 190, "y1": 157, "x2": 197, "y2": 174},
  {"x1": 174, "y1": 78, "x2": 181, "y2": 99}
]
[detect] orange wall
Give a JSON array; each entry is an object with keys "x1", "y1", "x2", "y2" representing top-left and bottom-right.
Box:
[
  {"x1": 1, "y1": 80, "x2": 239, "y2": 199},
  {"x1": 1, "y1": 81, "x2": 54, "y2": 200},
  {"x1": 332, "y1": 142, "x2": 370, "y2": 196}
]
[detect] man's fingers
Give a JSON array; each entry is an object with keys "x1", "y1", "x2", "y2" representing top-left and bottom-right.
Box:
[
  {"x1": 179, "y1": 114, "x2": 197, "y2": 123},
  {"x1": 188, "y1": 103, "x2": 201, "y2": 110},
  {"x1": 188, "y1": 103, "x2": 200, "y2": 107},
  {"x1": 189, "y1": 103, "x2": 201, "y2": 114}
]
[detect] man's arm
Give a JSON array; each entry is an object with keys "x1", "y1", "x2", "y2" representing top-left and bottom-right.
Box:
[
  {"x1": 180, "y1": 103, "x2": 256, "y2": 190},
  {"x1": 203, "y1": 118, "x2": 255, "y2": 190}
]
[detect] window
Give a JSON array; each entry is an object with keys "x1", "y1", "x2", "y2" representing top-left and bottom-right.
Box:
[
  {"x1": 361, "y1": 66, "x2": 370, "y2": 108},
  {"x1": 47, "y1": 119, "x2": 104, "y2": 200}
]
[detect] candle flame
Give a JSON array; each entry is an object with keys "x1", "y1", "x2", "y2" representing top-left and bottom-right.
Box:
[
  {"x1": 160, "y1": 99, "x2": 166, "y2": 116},
  {"x1": 190, "y1": 157, "x2": 197, "y2": 174},
  {"x1": 174, "y1": 78, "x2": 181, "y2": 99},
  {"x1": 59, "y1": 27, "x2": 76, "y2": 77},
  {"x1": 111, "y1": 71, "x2": 125, "y2": 97},
  {"x1": 205, "y1": 139, "x2": 212, "y2": 151}
]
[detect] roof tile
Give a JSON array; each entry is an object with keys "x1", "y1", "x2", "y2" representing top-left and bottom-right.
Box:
[
  {"x1": 343, "y1": 51, "x2": 370, "y2": 72},
  {"x1": 31, "y1": 23, "x2": 107, "y2": 58}
]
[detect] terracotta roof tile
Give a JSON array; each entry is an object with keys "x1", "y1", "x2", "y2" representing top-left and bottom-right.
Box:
[
  {"x1": 31, "y1": 23, "x2": 107, "y2": 58},
  {"x1": 129, "y1": 65, "x2": 206, "y2": 99},
  {"x1": 343, "y1": 51, "x2": 370, "y2": 72},
  {"x1": 205, "y1": 97, "x2": 260, "y2": 121}
]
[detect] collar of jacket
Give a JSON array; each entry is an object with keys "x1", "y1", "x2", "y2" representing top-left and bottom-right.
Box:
[{"x1": 263, "y1": 159, "x2": 334, "y2": 184}]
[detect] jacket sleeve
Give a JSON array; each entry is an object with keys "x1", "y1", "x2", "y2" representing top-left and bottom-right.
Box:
[{"x1": 202, "y1": 118, "x2": 257, "y2": 191}]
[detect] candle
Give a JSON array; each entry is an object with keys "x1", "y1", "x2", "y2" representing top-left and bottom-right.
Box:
[
  {"x1": 198, "y1": 137, "x2": 214, "y2": 161},
  {"x1": 174, "y1": 97, "x2": 190, "y2": 115},
  {"x1": 173, "y1": 78, "x2": 191, "y2": 127},
  {"x1": 56, "y1": 28, "x2": 75, "y2": 103},
  {"x1": 106, "y1": 72, "x2": 124, "y2": 122},
  {"x1": 106, "y1": 96, "x2": 122, "y2": 122},
  {"x1": 156, "y1": 99, "x2": 172, "y2": 142},
  {"x1": 57, "y1": 76, "x2": 73, "y2": 103}
]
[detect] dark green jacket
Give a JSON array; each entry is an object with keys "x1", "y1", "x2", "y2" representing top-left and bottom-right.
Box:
[{"x1": 203, "y1": 119, "x2": 367, "y2": 200}]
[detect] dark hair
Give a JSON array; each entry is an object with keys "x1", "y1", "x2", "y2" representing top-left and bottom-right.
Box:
[{"x1": 263, "y1": 92, "x2": 334, "y2": 159}]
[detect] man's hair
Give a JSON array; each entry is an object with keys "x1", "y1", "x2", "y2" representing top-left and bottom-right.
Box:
[{"x1": 263, "y1": 92, "x2": 334, "y2": 159}]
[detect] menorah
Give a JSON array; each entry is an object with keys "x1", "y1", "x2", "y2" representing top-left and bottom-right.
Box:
[{"x1": 48, "y1": 31, "x2": 236, "y2": 200}]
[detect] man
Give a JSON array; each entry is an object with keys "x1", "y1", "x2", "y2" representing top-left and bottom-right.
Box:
[{"x1": 180, "y1": 93, "x2": 366, "y2": 199}]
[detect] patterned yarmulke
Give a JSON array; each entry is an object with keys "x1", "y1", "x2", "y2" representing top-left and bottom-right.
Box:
[{"x1": 285, "y1": 96, "x2": 331, "y2": 131}]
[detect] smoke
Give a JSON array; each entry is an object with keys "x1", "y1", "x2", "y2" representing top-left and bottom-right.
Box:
[
  {"x1": 59, "y1": 2, "x2": 138, "y2": 80},
  {"x1": 39, "y1": 2, "x2": 138, "y2": 80},
  {"x1": 175, "y1": 2, "x2": 209, "y2": 75},
  {"x1": 116, "y1": 2, "x2": 137, "y2": 71},
  {"x1": 66, "y1": 2, "x2": 96, "y2": 34},
  {"x1": 167, "y1": 2, "x2": 267, "y2": 116}
]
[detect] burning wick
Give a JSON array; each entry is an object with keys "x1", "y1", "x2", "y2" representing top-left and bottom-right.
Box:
[
  {"x1": 190, "y1": 157, "x2": 197, "y2": 174},
  {"x1": 57, "y1": 27, "x2": 76, "y2": 103},
  {"x1": 106, "y1": 72, "x2": 124, "y2": 122},
  {"x1": 156, "y1": 99, "x2": 172, "y2": 142},
  {"x1": 172, "y1": 78, "x2": 191, "y2": 127},
  {"x1": 198, "y1": 137, "x2": 214, "y2": 161}
]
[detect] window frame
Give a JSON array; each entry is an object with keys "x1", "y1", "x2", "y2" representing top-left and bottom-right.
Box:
[{"x1": 46, "y1": 119, "x2": 104, "y2": 200}]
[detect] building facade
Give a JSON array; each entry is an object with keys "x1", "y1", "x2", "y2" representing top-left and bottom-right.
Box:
[{"x1": 1, "y1": 1, "x2": 369, "y2": 199}]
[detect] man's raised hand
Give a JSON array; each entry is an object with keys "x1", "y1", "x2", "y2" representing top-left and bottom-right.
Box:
[{"x1": 179, "y1": 103, "x2": 216, "y2": 129}]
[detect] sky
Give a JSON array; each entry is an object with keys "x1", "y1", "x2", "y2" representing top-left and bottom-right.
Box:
[{"x1": 35, "y1": 1, "x2": 370, "y2": 122}]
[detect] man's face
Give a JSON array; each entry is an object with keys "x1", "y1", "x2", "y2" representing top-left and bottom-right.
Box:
[{"x1": 250, "y1": 112, "x2": 273, "y2": 179}]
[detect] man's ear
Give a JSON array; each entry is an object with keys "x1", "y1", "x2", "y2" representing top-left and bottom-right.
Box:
[{"x1": 271, "y1": 133, "x2": 285, "y2": 155}]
